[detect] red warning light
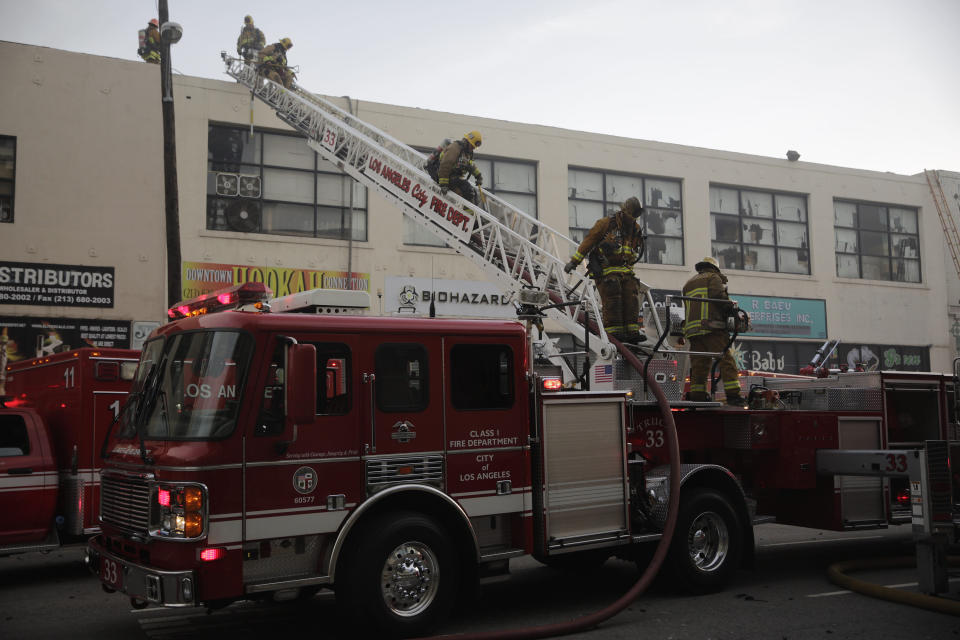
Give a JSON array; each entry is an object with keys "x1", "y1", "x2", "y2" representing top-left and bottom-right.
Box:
[{"x1": 200, "y1": 548, "x2": 224, "y2": 562}]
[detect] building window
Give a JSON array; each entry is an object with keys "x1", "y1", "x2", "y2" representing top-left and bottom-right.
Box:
[
  {"x1": 405, "y1": 153, "x2": 537, "y2": 247},
  {"x1": 568, "y1": 168, "x2": 683, "y2": 265},
  {"x1": 0, "y1": 136, "x2": 15, "y2": 223},
  {"x1": 834, "y1": 200, "x2": 920, "y2": 283},
  {"x1": 709, "y1": 185, "x2": 810, "y2": 274},
  {"x1": 206, "y1": 125, "x2": 366, "y2": 240}
]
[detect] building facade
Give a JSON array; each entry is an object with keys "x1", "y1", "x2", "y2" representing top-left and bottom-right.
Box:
[{"x1": 2, "y1": 42, "x2": 958, "y2": 374}]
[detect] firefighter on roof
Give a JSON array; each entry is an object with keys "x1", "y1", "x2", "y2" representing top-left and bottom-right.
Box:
[
  {"x1": 564, "y1": 197, "x2": 646, "y2": 344},
  {"x1": 138, "y1": 19, "x2": 161, "y2": 64},
  {"x1": 434, "y1": 131, "x2": 484, "y2": 206},
  {"x1": 237, "y1": 15, "x2": 266, "y2": 63},
  {"x1": 258, "y1": 38, "x2": 294, "y2": 88},
  {"x1": 681, "y1": 256, "x2": 746, "y2": 406}
]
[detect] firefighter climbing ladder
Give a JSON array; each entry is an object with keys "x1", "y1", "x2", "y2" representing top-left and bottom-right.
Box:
[
  {"x1": 222, "y1": 54, "x2": 665, "y2": 361},
  {"x1": 925, "y1": 169, "x2": 960, "y2": 279}
]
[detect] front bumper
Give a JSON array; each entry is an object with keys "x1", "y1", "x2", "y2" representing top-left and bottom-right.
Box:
[{"x1": 85, "y1": 536, "x2": 197, "y2": 607}]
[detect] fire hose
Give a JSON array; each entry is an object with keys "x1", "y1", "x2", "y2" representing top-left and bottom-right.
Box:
[
  {"x1": 417, "y1": 342, "x2": 682, "y2": 640},
  {"x1": 827, "y1": 556, "x2": 960, "y2": 616}
]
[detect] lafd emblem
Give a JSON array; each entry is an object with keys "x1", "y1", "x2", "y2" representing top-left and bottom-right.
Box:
[{"x1": 293, "y1": 466, "x2": 317, "y2": 494}]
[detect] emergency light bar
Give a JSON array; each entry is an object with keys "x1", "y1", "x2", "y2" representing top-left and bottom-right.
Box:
[
  {"x1": 167, "y1": 282, "x2": 272, "y2": 319},
  {"x1": 268, "y1": 288, "x2": 370, "y2": 314}
]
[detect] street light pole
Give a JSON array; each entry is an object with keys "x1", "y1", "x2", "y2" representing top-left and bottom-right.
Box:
[{"x1": 159, "y1": 0, "x2": 182, "y2": 309}]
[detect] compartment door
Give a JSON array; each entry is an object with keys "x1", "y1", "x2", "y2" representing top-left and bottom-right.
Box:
[{"x1": 540, "y1": 396, "x2": 629, "y2": 548}]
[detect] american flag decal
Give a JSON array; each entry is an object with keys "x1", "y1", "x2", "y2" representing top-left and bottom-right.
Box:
[{"x1": 595, "y1": 364, "x2": 613, "y2": 383}]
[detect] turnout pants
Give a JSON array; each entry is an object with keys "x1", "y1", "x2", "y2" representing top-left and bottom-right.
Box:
[
  {"x1": 598, "y1": 273, "x2": 640, "y2": 342},
  {"x1": 688, "y1": 331, "x2": 741, "y2": 400}
]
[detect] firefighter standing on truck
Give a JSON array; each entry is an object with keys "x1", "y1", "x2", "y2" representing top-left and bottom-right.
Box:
[
  {"x1": 681, "y1": 256, "x2": 746, "y2": 405},
  {"x1": 434, "y1": 131, "x2": 484, "y2": 206},
  {"x1": 258, "y1": 38, "x2": 294, "y2": 88},
  {"x1": 138, "y1": 19, "x2": 161, "y2": 64},
  {"x1": 237, "y1": 15, "x2": 266, "y2": 63},
  {"x1": 564, "y1": 197, "x2": 646, "y2": 344}
]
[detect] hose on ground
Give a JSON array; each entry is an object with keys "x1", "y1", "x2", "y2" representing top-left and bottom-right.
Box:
[
  {"x1": 827, "y1": 555, "x2": 960, "y2": 616},
  {"x1": 418, "y1": 342, "x2": 681, "y2": 640}
]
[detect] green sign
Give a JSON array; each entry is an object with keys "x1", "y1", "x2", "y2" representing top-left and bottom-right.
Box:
[{"x1": 730, "y1": 294, "x2": 827, "y2": 340}]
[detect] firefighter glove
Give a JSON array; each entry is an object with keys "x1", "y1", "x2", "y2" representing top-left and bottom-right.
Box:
[
  {"x1": 475, "y1": 174, "x2": 483, "y2": 187},
  {"x1": 564, "y1": 260, "x2": 577, "y2": 274}
]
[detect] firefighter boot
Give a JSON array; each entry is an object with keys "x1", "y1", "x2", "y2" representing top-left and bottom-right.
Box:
[
  {"x1": 622, "y1": 332, "x2": 647, "y2": 345},
  {"x1": 725, "y1": 393, "x2": 748, "y2": 408},
  {"x1": 685, "y1": 391, "x2": 711, "y2": 402}
]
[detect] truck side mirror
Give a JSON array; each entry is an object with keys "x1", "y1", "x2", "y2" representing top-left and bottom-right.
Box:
[{"x1": 287, "y1": 343, "x2": 317, "y2": 427}]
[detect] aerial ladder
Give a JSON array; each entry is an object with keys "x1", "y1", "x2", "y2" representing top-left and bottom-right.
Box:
[
  {"x1": 221, "y1": 55, "x2": 676, "y2": 384},
  {"x1": 925, "y1": 169, "x2": 960, "y2": 279}
]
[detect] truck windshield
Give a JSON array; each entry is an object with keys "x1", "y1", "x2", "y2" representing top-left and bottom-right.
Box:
[{"x1": 121, "y1": 330, "x2": 254, "y2": 440}]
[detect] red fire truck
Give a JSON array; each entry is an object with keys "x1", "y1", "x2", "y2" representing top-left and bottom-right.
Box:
[
  {"x1": 0, "y1": 348, "x2": 138, "y2": 555},
  {"x1": 84, "y1": 283, "x2": 958, "y2": 636}
]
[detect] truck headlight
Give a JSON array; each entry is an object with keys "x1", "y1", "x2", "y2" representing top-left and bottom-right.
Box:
[{"x1": 152, "y1": 483, "x2": 207, "y2": 539}]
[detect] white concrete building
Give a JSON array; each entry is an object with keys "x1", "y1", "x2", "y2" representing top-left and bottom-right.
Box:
[{"x1": 1, "y1": 41, "x2": 958, "y2": 373}]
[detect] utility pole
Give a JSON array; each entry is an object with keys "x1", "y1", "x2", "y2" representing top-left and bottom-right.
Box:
[{"x1": 159, "y1": 0, "x2": 182, "y2": 308}]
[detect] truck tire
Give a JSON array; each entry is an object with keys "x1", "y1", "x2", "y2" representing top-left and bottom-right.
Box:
[
  {"x1": 336, "y1": 511, "x2": 459, "y2": 637},
  {"x1": 665, "y1": 487, "x2": 742, "y2": 594}
]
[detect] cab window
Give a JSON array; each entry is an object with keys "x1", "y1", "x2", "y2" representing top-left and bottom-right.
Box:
[
  {"x1": 313, "y1": 342, "x2": 351, "y2": 416},
  {"x1": 256, "y1": 343, "x2": 285, "y2": 436},
  {"x1": 451, "y1": 344, "x2": 514, "y2": 410},
  {"x1": 0, "y1": 414, "x2": 30, "y2": 456},
  {"x1": 375, "y1": 343, "x2": 428, "y2": 412}
]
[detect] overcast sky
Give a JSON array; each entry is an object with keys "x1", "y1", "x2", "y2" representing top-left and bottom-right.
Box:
[{"x1": 1, "y1": 0, "x2": 957, "y2": 176}]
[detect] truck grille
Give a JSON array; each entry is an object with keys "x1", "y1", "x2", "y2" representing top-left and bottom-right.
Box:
[
  {"x1": 100, "y1": 472, "x2": 151, "y2": 532},
  {"x1": 366, "y1": 456, "x2": 444, "y2": 494}
]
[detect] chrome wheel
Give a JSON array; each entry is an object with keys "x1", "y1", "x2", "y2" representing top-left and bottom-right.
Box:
[
  {"x1": 380, "y1": 541, "x2": 440, "y2": 617},
  {"x1": 687, "y1": 510, "x2": 730, "y2": 572}
]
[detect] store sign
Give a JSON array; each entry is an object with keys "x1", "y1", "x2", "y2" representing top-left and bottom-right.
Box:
[
  {"x1": 729, "y1": 294, "x2": 827, "y2": 339},
  {"x1": 836, "y1": 343, "x2": 930, "y2": 372},
  {"x1": 384, "y1": 277, "x2": 514, "y2": 318},
  {"x1": 643, "y1": 290, "x2": 826, "y2": 340},
  {"x1": 182, "y1": 261, "x2": 369, "y2": 300},
  {"x1": 731, "y1": 339, "x2": 930, "y2": 375},
  {"x1": 0, "y1": 261, "x2": 115, "y2": 308},
  {"x1": 732, "y1": 339, "x2": 818, "y2": 374},
  {"x1": 0, "y1": 316, "x2": 131, "y2": 362}
]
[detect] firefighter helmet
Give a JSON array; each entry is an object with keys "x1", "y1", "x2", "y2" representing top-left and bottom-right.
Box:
[
  {"x1": 149, "y1": 18, "x2": 159, "y2": 28},
  {"x1": 695, "y1": 256, "x2": 720, "y2": 272},
  {"x1": 464, "y1": 130, "x2": 482, "y2": 149},
  {"x1": 280, "y1": 38, "x2": 293, "y2": 49},
  {"x1": 244, "y1": 15, "x2": 254, "y2": 25},
  {"x1": 622, "y1": 197, "x2": 643, "y2": 218}
]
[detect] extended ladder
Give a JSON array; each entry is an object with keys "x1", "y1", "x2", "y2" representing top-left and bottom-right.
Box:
[
  {"x1": 222, "y1": 55, "x2": 664, "y2": 360},
  {"x1": 925, "y1": 170, "x2": 960, "y2": 279}
]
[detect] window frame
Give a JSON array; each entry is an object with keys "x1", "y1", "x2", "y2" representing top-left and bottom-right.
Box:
[
  {"x1": 833, "y1": 198, "x2": 921, "y2": 283},
  {"x1": 0, "y1": 135, "x2": 16, "y2": 224},
  {"x1": 567, "y1": 167, "x2": 684, "y2": 266},
  {"x1": 709, "y1": 184, "x2": 811, "y2": 275},
  {"x1": 206, "y1": 124, "x2": 367, "y2": 241}
]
